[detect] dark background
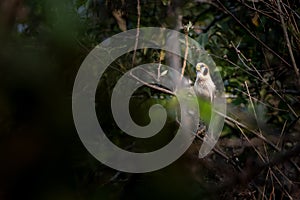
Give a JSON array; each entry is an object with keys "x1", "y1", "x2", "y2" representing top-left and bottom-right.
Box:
[{"x1": 0, "y1": 0, "x2": 299, "y2": 199}]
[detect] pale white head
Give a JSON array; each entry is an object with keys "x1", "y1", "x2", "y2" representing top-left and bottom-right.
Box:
[{"x1": 196, "y1": 62, "x2": 210, "y2": 80}]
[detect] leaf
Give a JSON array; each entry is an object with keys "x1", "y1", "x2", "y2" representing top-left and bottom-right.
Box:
[
  {"x1": 160, "y1": 70, "x2": 168, "y2": 77},
  {"x1": 161, "y1": 0, "x2": 170, "y2": 6},
  {"x1": 251, "y1": 12, "x2": 259, "y2": 27}
]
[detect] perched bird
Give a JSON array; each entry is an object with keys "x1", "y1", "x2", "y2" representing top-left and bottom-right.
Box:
[
  {"x1": 193, "y1": 62, "x2": 216, "y2": 131},
  {"x1": 193, "y1": 62, "x2": 216, "y2": 102}
]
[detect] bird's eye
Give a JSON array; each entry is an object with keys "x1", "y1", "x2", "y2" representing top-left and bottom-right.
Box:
[{"x1": 203, "y1": 67, "x2": 208, "y2": 76}]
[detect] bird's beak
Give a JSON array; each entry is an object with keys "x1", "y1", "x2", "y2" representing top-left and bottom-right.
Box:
[{"x1": 196, "y1": 64, "x2": 201, "y2": 71}]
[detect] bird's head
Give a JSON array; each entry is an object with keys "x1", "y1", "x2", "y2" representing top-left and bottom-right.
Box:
[{"x1": 196, "y1": 62, "x2": 210, "y2": 80}]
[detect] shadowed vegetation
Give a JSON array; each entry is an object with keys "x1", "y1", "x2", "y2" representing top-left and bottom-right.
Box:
[{"x1": 0, "y1": 0, "x2": 299, "y2": 199}]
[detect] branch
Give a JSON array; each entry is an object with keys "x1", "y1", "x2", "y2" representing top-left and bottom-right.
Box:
[
  {"x1": 276, "y1": 0, "x2": 300, "y2": 84},
  {"x1": 132, "y1": 0, "x2": 141, "y2": 66},
  {"x1": 216, "y1": 0, "x2": 292, "y2": 69},
  {"x1": 129, "y1": 71, "x2": 175, "y2": 96},
  {"x1": 180, "y1": 25, "x2": 190, "y2": 80},
  {"x1": 203, "y1": 143, "x2": 300, "y2": 195}
]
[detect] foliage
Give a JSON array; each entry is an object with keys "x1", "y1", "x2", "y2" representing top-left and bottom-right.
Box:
[{"x1": 0, "y1": 0, "x2": 299, "y2": 199}]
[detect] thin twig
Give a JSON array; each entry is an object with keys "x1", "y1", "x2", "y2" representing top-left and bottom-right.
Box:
[
  {"x1": 230, "y1": 42, "x2": 298, "y2": 118},
  {"x1": 236, "y1": 124, "x2": 266, "y2": 163},
  {"x1": 217, "y1": 110, "x2": 300, "y2": 173},
  {"x1": 177, "y1": 119, "x2": 244, "y2": 172},
  {"x1": 216, "y1": 0, "x2": 292, "y2": 68},
  {"x1": 129, "y1": 71, "x2": 175, "y2": 95},
  {"x1": 276, "y1": 120, "x2": 287, "y2": 149},
  {"x1": 269, "y1": 169, "x2": 293, "y2": 199},
  {"x1": 212, "y1": 52, "x2": 298, "y2": 118},
  {"x1": 244, "y1": 81, "x2": 260, "y2": 131},
  {"x1": 238, "y1": 0, "x2": 280, "y2": 23},
  {"x1": 132, "y1": 0, "x2": 141, "y2": 66},
  {"x1": 276, "y1": 0, "x2": 300, "y2": 84},
  {"x1": 206, "y1": 143, "x2": 300, "y2": 195},
  {"x1": 215, "y1": 110, "x2": 280, "y2": 151},
  {"x1": 234, "y1": 88, "x2": 288, "y2": 112},
  {"x1": 180, "y1": 29, "x2": 189, "y2": 80}
]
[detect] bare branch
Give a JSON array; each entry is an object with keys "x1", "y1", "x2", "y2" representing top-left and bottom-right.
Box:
[
  {"x1": 276, "y1": 0, "x2": 300, "y2": 84},
  {"x1": 216, "y1": 0, "x2": 292, "y2": 68},
  {"x1": 132, "y1": 0, "x2": 141, "y2": 66}
]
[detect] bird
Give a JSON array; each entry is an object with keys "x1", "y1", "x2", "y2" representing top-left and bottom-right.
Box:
[
  {"x1": 193, "y1": 62, "x2": 216, "y2": 103},
  {"x1": 193, "y1": 62, "x2": 216, "y2": 131}
]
